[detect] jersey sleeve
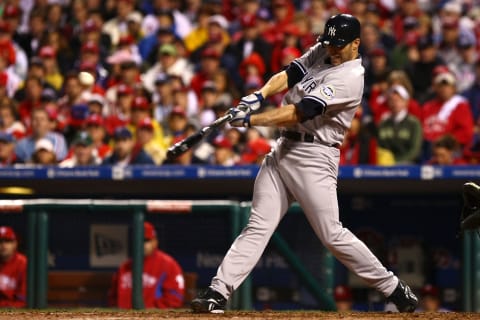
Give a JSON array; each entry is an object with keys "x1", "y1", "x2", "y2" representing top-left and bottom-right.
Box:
[
  {"x1": 295, "y1": 80, "x2": 357, "y2": 122},
  {"x1": 286, "y1": 43, "x2": 327, "y2": 89},
  {"x1": 154, "y1": 257, "x2": 185, "y2": 308}
]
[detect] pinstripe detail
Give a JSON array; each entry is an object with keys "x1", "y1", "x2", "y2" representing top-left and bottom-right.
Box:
[
  {"x1": 292, "y1": 60, "x2": 307, "y2": 75},
  {"x1": 304, "y1": 95, "x2": 327, "y2": 109}
]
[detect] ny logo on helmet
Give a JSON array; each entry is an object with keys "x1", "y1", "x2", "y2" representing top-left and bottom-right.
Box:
[{"x1": 327, "y1": 26, "x2": 336, "y2": 37}]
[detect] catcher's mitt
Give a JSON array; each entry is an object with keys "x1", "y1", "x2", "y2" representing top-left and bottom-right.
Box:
[{"x1": 461, "y1": 182, "x2": 480, "y2": 231}]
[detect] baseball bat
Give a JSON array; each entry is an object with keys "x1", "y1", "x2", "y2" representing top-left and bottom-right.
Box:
[{"x1": 166, "y1": 113, "x2": 234, "y2": 160}]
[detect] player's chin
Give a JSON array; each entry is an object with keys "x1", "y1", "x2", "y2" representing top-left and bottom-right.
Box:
[{"x1": 330, "y1": 55, "x2": 342, "y2": 65}]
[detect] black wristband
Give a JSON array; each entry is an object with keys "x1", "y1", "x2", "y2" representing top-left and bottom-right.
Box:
[{"x1": 243, "y1": 114, "x2": 251, "y2": 127}]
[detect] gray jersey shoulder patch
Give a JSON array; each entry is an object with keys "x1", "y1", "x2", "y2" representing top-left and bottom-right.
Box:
[{"x1": 320, "y1": 84, "x2": 335, "y2": 100}]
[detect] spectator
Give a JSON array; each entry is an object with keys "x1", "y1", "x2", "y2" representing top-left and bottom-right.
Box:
[
  {"x1": 183, "y1": 8, "x2": 215, "y2": 53},
  {"x1": 270, "y1": 23, "x2": 302, "y2": 74},
  {"x1": 196, "y1": 81, "x2": 218, "y2": 127},
  {"x1": 105, "y1": 83, "x2": 135, "y2": 134},
  {"x1": 2, "y1": 5, "x2": 29, "y2": 80},
  {"x1": 104, "y1": 60, "x2": 143, "y2": 103},
  {"x1": 421, "y1": 70, "x2": 474, "y2": 161},
  {"x1": 269, "y1": 0, "x2": 295, "y2": 33},
  {"x1": 417, "y1": 284, "x2": 450, "y2": 312},
  {"x1": 140, "y1": 23, "x2": 177, "y2": 67},
  {"x1": 17, "y1": 75, "x2": 43, "y2": 129},
  {"x1": 135, "y1": 117, "x2": 166, "y2": 165},
  {"x1": 225, "y1": 127, "x2": 245, "y2": 155},
  {"x1": 463, "y1": 60, "x2": 480, "y2": 153},
  {"x1": 30, "y1": 138, "x2": 57, "y2": 165},
  {"x1": 0, "y1": 133, "x2": 21, "y2": 166},
  {"x1": 166, "y1": 106, "x2": 189, "y2": 140},
  {"x1": 377, "y1": 85, "x2": 423, "y2": 165},
  {"x1": 128, "y1": 96, "x2": 168, "y2": 151},
  {"x1": 195, "y1": 14, "x2": 231, "y2": 59},
  {"x1": 78, "y1": 18, "x2": 111, "y2": 61},
  {"x1": 239, "y1": 137, "x2": 272, "y2": 165},
  {"x1": 189, "y1": 47, "x2": 223, "y2": 99},
  {"x1": 43, "y1": 28, "x2": 76, "y2": 75},
  {"x1": 59, "y1": 132, "x2": 101, "y2": 167},
  {"x1": 86, "y1": 94, "x2": 106, "y2": 116},
  {"x1": 230, "y1": 14, "x2": 272, "y2": 83},
  {"x1": 334, "y1": 285, "x2": 354, "y2": 312},
  {"x1": 24, "y1": 9, "x2": 48, "y2": 58},
  {"x1": 85, "y1": 114, "x2": 112, "y2": 160},
  {"x1": 56, "y1": 73, "x2": 86, "y2": 127},
  {"x1": 108, "y1": 222, "x2": 185, "y2": 309},
  {"x1": 102, "y1": 127, "x2": 155, "y2": 166},
  {"x1": 405, "y1": 34, "x2": 446, "y2": 104},
  {"x1": 437, "y1": 19, "x2": 462, "y2": 68},
  {"x1": 15, "y1": 108, "x2": 67, "y2": 162},
  {"x1": 141, "y1": 1, "x2": 192, "y2": 39},
  {"x1": 428, "y1": 134, "x2": 466, "y2": 165},
  {"x1": 126, "y1": 12, "x2": 144, "y2": 43},
  {"x1": 116, "y1": 34, "x2": 142, "y2": 66},
  {"x1": 391, "y1": 0, "x2": 425, "y2": 44},
  {"x1": 0, "y1": 23, "x2": 22, "y2": 97},
  {"x1": 142, "y1": 44, "x2": 194, "y2": 93},
  {"x1": 369, "y1": 69, "x2": 422, "y2": 125},
  {"x1": 364, "y1": 47, "x2": 391, "y2": 98},
  {"x1": 78, "y1": 40, "x2": 107, "y2": 82},
  {"x1": 0, "y1": 102, "x2": 26, "y2": 140},
  {"x1": 152, "y1": 73, "x2": 175, "y2": 127},
  {"x1": 389, "y1": 16, "x2": 423, "y2": 70},
  {"x1": 0, "y1": 73, "x2": 8, "y2": 102},
  {"x1": 211, "y1": 135, "x2": 237, "y2": 166},
  {"x1": 13, "y1": 57, "x2": 54, "y2": 103},
  {"x1": 0, "y1": 226, "x2": 27, "y2": 308},
  {"x1": 170, "y1": 76, "x2": 199, "y2": 119},
  {"x1": 451, "y1": 32, "x2": 477, "y2": 93},
  {"x1": 102, "y1": 0, "x2": 140, "y2": 48},
  {"x1": 340, "y1": 108, "x2": 377, "y2": 165},
  {"x1": 38, "y1": 46, "x2": 63, "y2": 91},
  {"x1": 359, "y1": 23, "x2": 391, "y2": 70}
]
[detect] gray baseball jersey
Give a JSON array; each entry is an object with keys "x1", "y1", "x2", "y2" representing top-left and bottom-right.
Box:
[
  {"x1": 283, "y1": 42, "x2": 364, "y2": 145},
  {"x1": 210, "y1": 43, "x2": 399, "y2": 303}
]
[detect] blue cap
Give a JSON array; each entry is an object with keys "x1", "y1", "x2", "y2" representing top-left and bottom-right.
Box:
[
  {"x1": 0, "y1": 132, "x2": 14, "y2": 143},
  {"x1": 71, "y1": 104, "x2": 89, "y2": 120},
  {"x1": 114, "y1": 127, "x2": 133, "y2": 140}
]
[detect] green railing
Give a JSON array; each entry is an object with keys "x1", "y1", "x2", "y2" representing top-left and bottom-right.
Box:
[
  {"x1": 0, "y1": 199, "x2": 335, "y2": 310},
  {"x1": 463, "y1": 230, "x2": 480, "y2": 311}
]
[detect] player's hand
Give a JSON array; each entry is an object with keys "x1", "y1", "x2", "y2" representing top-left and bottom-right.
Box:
[
  {"x1": 227, "y1": 107, "x2": 251, "y2": 127},
  {"x1": 238, "y1": 91, "x2": 264, "y2": 112}
]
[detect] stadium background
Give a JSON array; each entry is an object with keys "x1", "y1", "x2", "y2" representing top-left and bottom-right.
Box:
[{"x1": 0, "y1": 165, "x2": 471, "y2": 312}]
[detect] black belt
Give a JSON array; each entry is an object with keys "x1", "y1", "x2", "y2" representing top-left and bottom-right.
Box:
[{"x1": 281, "y1": 131, "x2": 340, "y2": 149}]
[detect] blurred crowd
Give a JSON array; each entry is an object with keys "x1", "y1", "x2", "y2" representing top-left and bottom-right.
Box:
[{"x1": 0, "y1": 0, "x2": 480, "y2": 166}]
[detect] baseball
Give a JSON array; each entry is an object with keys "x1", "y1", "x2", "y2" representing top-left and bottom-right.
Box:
[{"x1": 79, "y1": 71, "x2": 95, "y2": 86}]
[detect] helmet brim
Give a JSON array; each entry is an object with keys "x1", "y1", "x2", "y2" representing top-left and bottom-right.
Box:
[{"x1": 318, "y1": 35, "x2": 359, "y2": 47}]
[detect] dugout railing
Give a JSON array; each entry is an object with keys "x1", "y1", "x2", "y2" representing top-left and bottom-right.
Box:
[{"x1": 0, "y1": 199, "x2": 336, "y2": 310}]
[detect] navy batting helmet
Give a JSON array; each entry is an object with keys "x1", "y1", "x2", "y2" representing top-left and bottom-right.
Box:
[{"x1": 318, "y1": 14, "x2": 361, "y2": 47}]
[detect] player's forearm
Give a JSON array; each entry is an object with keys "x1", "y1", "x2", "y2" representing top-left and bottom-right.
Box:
[
  {"x1": 250, "y1": 105, "x2": 300, "y2": 127},
  {"x1": 257, "y1": 71, "x2": 288, "y2": 99}
]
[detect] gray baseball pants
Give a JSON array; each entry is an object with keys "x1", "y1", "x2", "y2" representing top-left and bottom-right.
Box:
[{"x1": 211, "y1": 138, "x2": 399, "y2": 300}]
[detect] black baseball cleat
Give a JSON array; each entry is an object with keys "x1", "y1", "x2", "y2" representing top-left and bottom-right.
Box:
[
  {"x1": 191, "y1": 287, "x2": 227, "y2": 313},
  {"x1": 387, "y1": 280, "x2": 418, "y2": 313}
]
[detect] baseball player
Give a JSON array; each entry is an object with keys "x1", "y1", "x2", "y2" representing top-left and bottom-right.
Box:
[
  {"x1": 0, "y1": 226, "x2": 27, "y2": 308},
  {"x1": 191, "y1": 14, "x2": 418, "y2": 313},
  {"x1": 108, "y1": 222, "x2": 185, "y2": 309}
]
